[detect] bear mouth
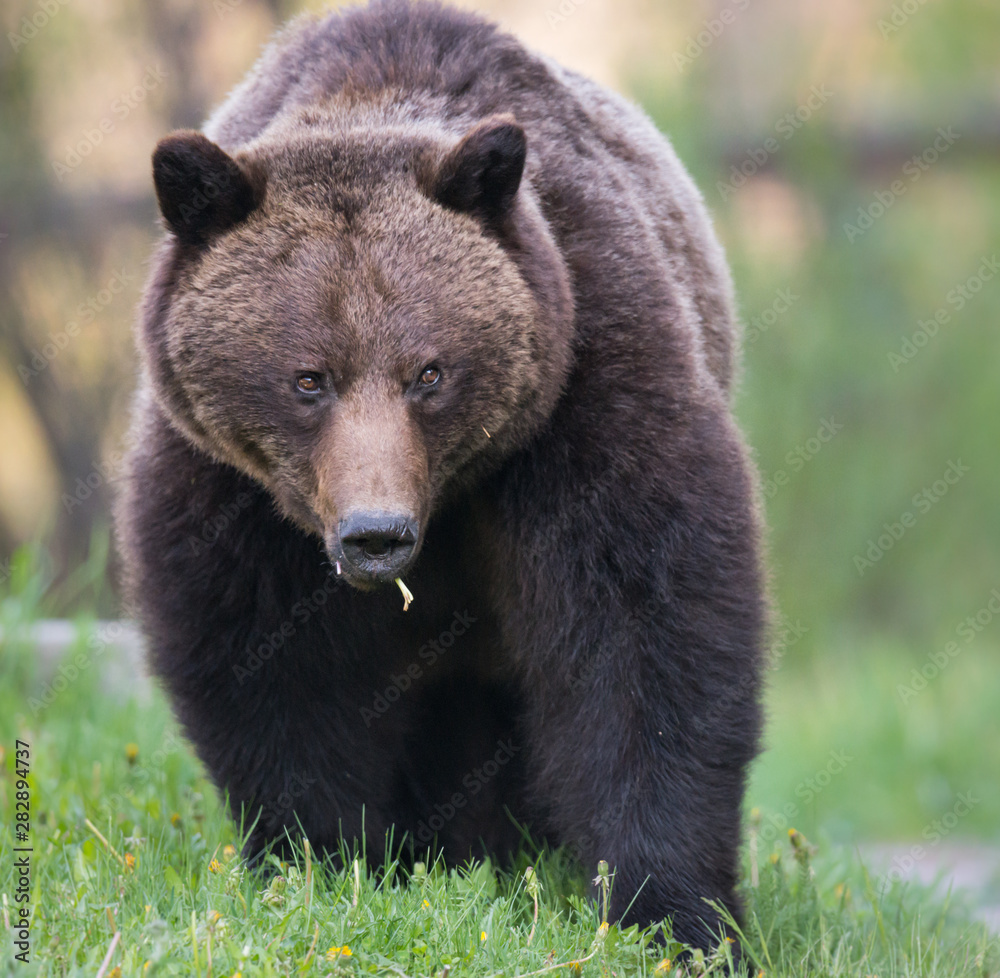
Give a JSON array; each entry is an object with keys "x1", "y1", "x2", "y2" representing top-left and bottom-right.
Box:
[
  {"x1": 326, "y1": 512, "x2": 421, "y2": 590},
  {"x1": 334, "y1": 551, "x2": 415, "y2": 590}
]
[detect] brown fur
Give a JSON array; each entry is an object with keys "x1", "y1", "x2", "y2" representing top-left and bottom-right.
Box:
[{"x1": 117, "y1": 0, "x2": 764, "y2": 953}]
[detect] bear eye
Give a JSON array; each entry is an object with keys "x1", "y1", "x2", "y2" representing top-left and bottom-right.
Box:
[
  {"x1": 295, "y1": 372, "x2": 323, "y2": 395},
  {"x1": 419, "y1": 365, "x2": 441, "y2": 387}
]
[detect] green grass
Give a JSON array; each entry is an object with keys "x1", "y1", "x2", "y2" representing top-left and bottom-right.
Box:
[{"x1": 1, "y1": 556, "x2": 998, "y2": 976}]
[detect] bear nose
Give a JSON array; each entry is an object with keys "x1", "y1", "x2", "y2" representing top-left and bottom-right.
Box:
[{"x1": 338, "y1": 512, "x2": 418, "y2": 579}]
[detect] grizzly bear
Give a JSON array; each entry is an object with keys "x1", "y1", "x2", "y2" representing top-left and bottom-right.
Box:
[{"x1": 116, "y1": 0, "x2": 765, "y2": 951}]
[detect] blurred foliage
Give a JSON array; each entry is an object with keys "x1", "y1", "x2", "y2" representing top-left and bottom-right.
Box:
[{"x1": 631, "y1": 0, "x2": 1000, "y2": 672}]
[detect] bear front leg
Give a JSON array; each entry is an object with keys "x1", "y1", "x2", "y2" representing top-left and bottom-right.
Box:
[
  {"x1": 118, "y1": 401, "x2": 405, "y2": 865},
  {"x1": 490, "y1": 432, "x2": 766, "y2": 951},
  {"x1": 519, "y1": 638, "x2": 760, "y2": 951}
]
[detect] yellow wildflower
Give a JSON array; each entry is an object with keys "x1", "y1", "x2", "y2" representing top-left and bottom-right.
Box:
[
  {"x1": 223, "y1": 844, "x2": 237, "y2": 860},
  {"x1": 124, "y1": 853, "x2": 137, "y2": 871},
  {"x1": 326, "y1": 946, "x2": 353, "y2": 960},
  {"x1": 125, "y1": 743, "x2": 139, "y2": 763},
  {"x1": 208, "y1": 858, "x2": 222, "y2": 872}
]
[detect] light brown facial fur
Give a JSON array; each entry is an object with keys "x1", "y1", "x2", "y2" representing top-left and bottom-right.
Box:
[{"x1": 143, "y1": 106, "x2": 574, "y2": 585}]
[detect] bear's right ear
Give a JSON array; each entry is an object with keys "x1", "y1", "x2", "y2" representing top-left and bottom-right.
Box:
[
  {"x1": 431, "y1": 114, "x2": 527, "y2": 225},
  {"x1": 152, "y1": 131, "x2": 264, "y2": 245}
]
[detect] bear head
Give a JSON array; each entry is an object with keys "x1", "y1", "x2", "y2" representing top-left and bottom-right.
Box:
[{"x1": 139, "y1": 109, "x2": 574, "y2": 589}]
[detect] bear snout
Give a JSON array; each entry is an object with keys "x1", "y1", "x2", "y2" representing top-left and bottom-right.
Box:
[{"x1": 335, "y1": 510, "x2": 419, "y2": 584}]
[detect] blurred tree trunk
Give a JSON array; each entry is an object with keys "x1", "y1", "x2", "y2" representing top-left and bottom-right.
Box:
[{"x1": 0, "y1": 0, "x2": 278, "y2": 596}]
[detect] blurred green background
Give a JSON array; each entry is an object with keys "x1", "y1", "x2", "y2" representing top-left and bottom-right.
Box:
[{"x1": 0, "y1": 0, "x2": 997, "y2": 855}]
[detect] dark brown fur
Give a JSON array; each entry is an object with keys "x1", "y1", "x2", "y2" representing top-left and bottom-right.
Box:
[{"x1": 117, "y1": 0, "x2": 765, "y2": 952}]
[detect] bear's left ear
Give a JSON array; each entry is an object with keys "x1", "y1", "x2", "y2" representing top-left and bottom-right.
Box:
[{"x1": 431, "y1": 114, "x2": 527, "y2": 223}]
